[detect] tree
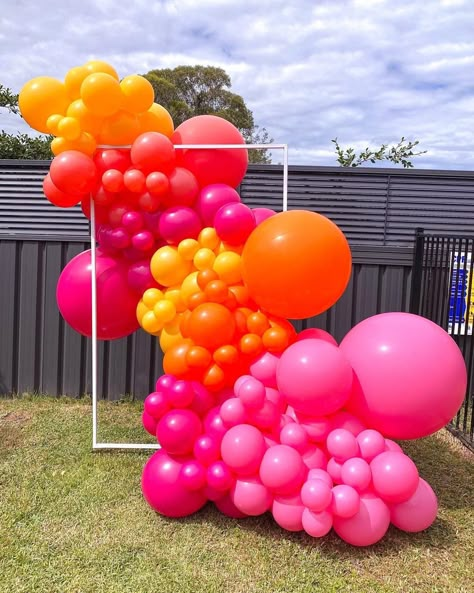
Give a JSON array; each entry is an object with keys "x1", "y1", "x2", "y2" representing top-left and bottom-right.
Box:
[
  {"x1": 332, "y1": 137, "x2": 426, "y2": 168},
  {"x1": 0, "y1": 84, "x2": 53, "y2": 159},
  {"x1": 143, "y1": 66, "x2": 273, "y2": 164}
]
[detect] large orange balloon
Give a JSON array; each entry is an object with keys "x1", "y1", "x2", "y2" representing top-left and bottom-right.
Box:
[
  {"x1": 241, "y1": 210, "x2": 352, "y2": 319},
  {"x1": 19, "y1": 77, "x2": 69, "y2": 133},
  {"x1": 187, "y1": 303, "x2": 236, "y2": 350}
]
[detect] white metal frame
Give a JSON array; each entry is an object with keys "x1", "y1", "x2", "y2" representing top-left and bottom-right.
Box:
[{"x1": 91, "y1": 143, "x2": 289, "y2": 449}]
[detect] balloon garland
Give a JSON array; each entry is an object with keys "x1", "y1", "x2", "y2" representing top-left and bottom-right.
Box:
[{"x1": 19, "y1": 61, "x2": 467, "y2": 546}]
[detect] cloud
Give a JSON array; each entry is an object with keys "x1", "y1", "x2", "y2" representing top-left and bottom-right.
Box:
[{"x1": 1, "y1": 0, "x2": 473, "y2": 169}]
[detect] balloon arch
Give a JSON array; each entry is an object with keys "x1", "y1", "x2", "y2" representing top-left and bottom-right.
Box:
[{"x1": 18, "y1": 61, "x2": 467, "y2": 546}]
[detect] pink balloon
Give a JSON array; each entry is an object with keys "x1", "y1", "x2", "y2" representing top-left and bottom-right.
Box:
[
  {"x1": 207, "y1": 461, "x2": 234, "y2": 492},
  {"x1": 214, "y1": 202, "x2": 256, "y2": 245},
  {"x1": 142, "y1": 410, "x2": 157, "y2": 436},
  {"x1": 122, "y1": 211, "x2": 144, "y2": 233},
  {"x1": 156, "y1": 374, "x2": 176, "y2": 393},
  {"x1": 237, "y1": 377, "x2": 266, "y2": 409},
  {"x1": 333, "y1": 493, "x2": 390, "y2": 546},
  {"x1": 168, "y1": 380, "x2": 195, "y2": 408},
  {"x1": 195, "y1": 183, "x2": 241, "y2": 226},
  {"x1": 272, "y1": 495, "x2": 305, "y2": 531},
  {"x1": 249, "y1": 351, "x2": 280, "y2": 388},
  {"x1": 341, "y1": 457, "x2": 372, "y2": 492},
  {"x1": 142, "y1": 450, "x2": 207, "y2": 517},
  {"x1": 276, "y1": 339, "x2": 353, "y2": 416},
  {"x1": 144, "y1": 391, "x2": 169, "y2": 420},
  {"x1": 370, "y1": 451, "x2": 419, "y2": 504},
  {"x1": 221, "y1": 424, "x2": 266, "y2": 475},
  {"x1": 301, "y1": 479, "x2": 333, "y2": 512},
  {"x1": 157, "y1": 409, "x2": 202, "y2": 456},
  {"x1": 385, "y1": 439, "x2": 403, "y2": 454},
  {"x1": 327, "y1": 457, "x2": 344, "y2": 484},
  {"x1": 326, "y1": 429, "x2": 360, "y2": 461},
  {"x1": 329, "y1": 411, "x2": 365, "y2": 436},
  {"x1": 214, "y1": 493, "x2": 248, "y2": 519},
  {"x1": 296, "y1": 414, "x2": 331, "y2": 443},
  {"x1": 331, "y1": 484, "x2": 360, "y2": 518},
  {"x1": 132, "y1": 230, "x2": 155, "y2": 252},
  {"x1": 280, "y1": 423, "x2": 309, "y2": 453},
  {"x1": 308, "y1": 469, "x2": 333, "y2": 488},
  {"x1": 159, "y1": 206, "x2": 202, "y2": 245},
  {"x1": 220, "y1": 397, "x2": 247, "y2": 427},
  {"x1": 179, "y1": 460, "x2": 207, "y2": 491},
  {"x1": 297, "y1": 328, "x2": 338, "y2": 346},
  {"x1": 56, "y1": 249, "x2": 140, "y2": 340},
  {"x1": 390, "y1": 478, "x2": 438, "y2": 532},
  {"x1": 247, "y1": 400, "x2": 280, "y2": 431},
  {"x1": 193, "y1": 434, "x2": 220, "y2": 466},
  {"x1": 302, "y1": 508, "x2": 333, "y2": 538},
  {"x1": 190, "y1": 382, "x2": 216, "y2": 417},
  {"x1": 340, "y1": 312, "x2": 467, "y2": 439},
  {"x1": 265, "y1": 387, "x2": 286, "y2": 413},
  {"x1": 127, "y1": 260, "x2": 158, "y2": 294},
  {"x1": 357, "y1": 429, "x2": 386, "y2": 461},
  {"x1": 259, "y1": 445, "x2": 306, "y2": 495},
  {"x1": 203, "y1": 407, "x2": 227, "y2": 442},
  {"x1": 231, "y1": 476, "x2": 273, "y2": 516},
  {"x1": 302, "y1": 445, "x2": 328, "y2": 470},
  {"x1": 253, "y1": 207, "x2": 276, "y2": 225}
]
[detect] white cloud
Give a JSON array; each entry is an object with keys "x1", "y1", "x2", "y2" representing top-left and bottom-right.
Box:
[{"x1": 1, "y1": 0, "x2": 474, "y2": 169}]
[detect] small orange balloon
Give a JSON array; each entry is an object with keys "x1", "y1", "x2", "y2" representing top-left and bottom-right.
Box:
[
  {"x1": 99, "y1": 110, "x2": 140, "y2": 145},
  {"x1": 197, "y1": 269, "x2": 219, "y2": 290},
  {"x1": 138, "y1": 103, "x2": 174, "y2": 138},
  {"x1": 228, "y1": 285, "x2": 250, "y2": 306},
  {"x1": 246, "y1": 311, "x2": 270, "y2": 336},
  {"x1": 188, "y1": 291, "x2": 207, "y2": 310},
  {"x1": 262, "y1": 326, "x2": 290, "y2": 353},
  {"x1": 239, "y1": 333, "x2": 263, "y2": 356},
  {"x1": 203, "y1": 363, "x2": 225, "y2": 390},
  {"x1": 187, "y1": 303, "x2": 236, "y2": 350},
  {"x1": 204, "y1": 280, "x2": 228, "y2": 303},
  {"x1": 213, "y1": 345, "x2": 239, "y2": 366},
  {"x1": 84, "y1": 60, "x2": 119, "y2": 80},
  {"x1": 186, "y1": 346, "x2": 212, "y2": 369},
  {"x1": 163, "y1": 340, "x2": 192, "y2": 377},
  {"x1": 67, "y1": 99, "x2": 103, "y2": 136},
  {"x1": 120, "y1": 75, "x2": 154, "y2": 114},
  {"x1": 241, "y1": 210, "x2": 352, "y2": 319}
]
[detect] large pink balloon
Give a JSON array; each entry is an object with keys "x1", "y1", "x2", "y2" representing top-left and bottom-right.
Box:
[
  {"x1": 56, "y1": 249, "x2": 140, "y2": 340},
  {"x1": 333, "y1": 493, "x2": 391, "y2": 546},
  {"x1": 340, "y1": 313, "x2": 467, "y2": 439},
  {"x1": 389, "y1": 478, "x2": 438, "y2": 532},
  {"x1": 277, "y1": 339, "x2": 353, "y2": 416},
  {"x1": 142, "y1": 450, "x2": 207, "y2": 518}
]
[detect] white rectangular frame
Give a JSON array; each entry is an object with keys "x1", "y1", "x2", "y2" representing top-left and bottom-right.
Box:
[{"x1": 91, "y1": 143, "x2": 288, "y2": 450}]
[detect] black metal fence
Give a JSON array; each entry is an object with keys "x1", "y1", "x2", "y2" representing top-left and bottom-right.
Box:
[{"x1": 410, "y1": 228, "x2": 474, "y2": 450}]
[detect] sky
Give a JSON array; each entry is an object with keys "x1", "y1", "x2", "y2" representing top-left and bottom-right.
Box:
[{"x1": 1, "y1": 0, "x2": 474, "y2": 169}]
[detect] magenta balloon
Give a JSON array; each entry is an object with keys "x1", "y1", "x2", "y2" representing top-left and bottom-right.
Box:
[
  {"x1": 341, "y1": 457, "x2": 372, "y2": 492},
  {"x1": 214, "y1": 202, "x2": 256, "y2": 245},
  {"x1": 127, "y1": 260, "x2": 157, "y2": 293},
  {"x1": 357, "y1": 429, "x2": 386, "y2": 461},
  {"x1": 272, "y1": 495, "x2": 305, "y2": 531},
  {"x1": 132, "y1": 230, "x2": 155, "y2": 252},
  {"x1": 142, "y1": 410, "x2": 157, "y2": 436},
  {"x1": 220, "y1": 397, "x2": 247, "y2": 427},
  {"x1": 168, "y1": 380, "x2": 195, "y2": 408},
  {"x1": 189, "y1": 381, "x2": 215, "y2": 417},
  {"x1": 231, "y1": 476, "x2": 273, "y2": 516},
  {"x1": 297, "y1": 328, "x2": 338, "y2": 347},
  {"x1": 156, "y1": 409, "x2": 202, "y2": 456},
  {"x1": 329, "y1": 411, "x2": 365, "y2": 437},
  {"x1": 302, "y1": 445, "x2": 328, "y2": 470},
  {"x1": 193, "y1": 434, "x2": 220, "y2": 466},
  {"x1": 302, "y1": 508, "x2": 333, "y2": 538},
  {"x1": 237, "y1": 377, "x2": 266, "y2": 409},
  {"x1": 370, "y1": 451, "x2": 419, "y2": 504},
  {"x1": 340, "y1": 312, "x2": 467, "y2": 439},
  {"x1": 301, "y1": 479, "x2": 332, "y2": 512},
  {"x1": 280, "y1": 423, "x2": 309, "y2": 453},
  {"x1": 215, "y1": 493, "x2": 249, "y2": 519},
  {"x1": 142, "y1": 450, "x2": 207, "y2": 517},
  {"x1": 144, "y1": 391, "x2": 169, "y2": 420},
  {"x1": 159, "y1": 206, "x2": 202, "y2": 245},
  {"x1": 333, "y1": 492, "x2": 390, "y2": 546},
  {"x1": 195, "y1": 183, "x2": 241, "y2": 226},
  {"x1": 221, "y1": 424, "x2": 266, "y2": 475},
  {"x1": 207, "y1": 461, "x2": 234, "y2": 492},
  {"x1": 179, "y1": 460, "x2": 207, "y2": 491},
  {"x1": 253, "y1": 207, "x2": 276, "y2": 225},
  {"x1": 156, "y1": 374, "x2": 176, "y2": 393},
  {"x1": 389, "y1": 478, "x2": 438, "y2": 532},
  {"x1": 259, "y1": 444, "x2": 306, "y2": 495},
  {"x1": 249, "y1": 351, "x2": 280, "y2": 388},
  {"x1": 326, "y1": 429, "x2": 360, "y2": 461},
  {"x1": 331, "y1": 484, "x2": 360, "y2": 518},
  {"x1": 122, "y1": 211, "x2": 144, "y2": 233},
  {"x1": 203, "y1": 407, "x2": 227, "y2": 442},
  {"x1": 56, "y1": 249, "x2": 140, "y2": 340},
  {"x1": 277, "y1": 339, "x2": 353, "y2": 416}
]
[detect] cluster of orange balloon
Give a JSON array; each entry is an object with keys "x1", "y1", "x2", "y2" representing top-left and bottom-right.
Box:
[{"x1": 20, "y1": 60, "x2": 467, "y2": 548}]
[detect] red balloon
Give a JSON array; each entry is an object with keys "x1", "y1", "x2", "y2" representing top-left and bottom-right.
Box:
[
  {"x1": 162, "y1": 167, "x2": 199, "y2": 207},
  {"x1": 81, "y1": 196, "x2": 109, "y2": 224},
  {"x1": 172, "y1": 115, "x2": 248, "y2": 188},
  {"x1": 43, "y1": 173, "x2": 83, "y2": 208},
  {"x1": 131, "y1": 132, "x2": 176, "y2": 174},
  {"x1": 94, "y1": 149, "x2": 131, "y2": 174},
  {"x1": 50, "y1": 150, "x2": 98, "y2": 196}
]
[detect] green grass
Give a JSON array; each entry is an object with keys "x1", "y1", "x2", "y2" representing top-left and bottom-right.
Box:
[{"x1": 0, "y1": 396, "x2": 473, "y2": 593}]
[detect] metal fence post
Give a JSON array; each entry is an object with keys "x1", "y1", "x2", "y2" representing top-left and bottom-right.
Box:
[{"x1": 409, "y1": 227, "x2": 425, "y2": 314}]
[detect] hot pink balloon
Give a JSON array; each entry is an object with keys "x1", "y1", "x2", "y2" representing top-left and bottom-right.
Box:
[
  {"x1": 389, "y1": 478, "x2": 438, "y2": 532},
  {"x1": 236, "y1": 376, "x2": 266, "y2": 409},
  {"x1": 326, "y1": 429, "x2": 360, "y2": 461},
  {"x1": 179, "y1": 460, "x2": 207, "y2": 491},
  {"x1": 296, "y1": 414, "x2": 332, "y2": 443},
  {"x1": 231, "y1": 476, "x2": 273, "y2": 516},
  {"x1": 370, "y1": 451, "x2": 419, "y2": 504},
  {"x1": 302, "y1": 445, "x2": 328, "y2": 470},
  {"x1": 193, "y1": 434, "x2": 220, "y2": 466},
  {"x1": 333, "y1": 493, "x2": 390, "y2": 546},
  {"x1": 308, "y1": 469, "x2": 333, "y2": 488},
  {"x1": 341, "y1": 457, "x2": 372, "y2": 492},
  {"x1": 297, "y1": 328, "x2": 338, "y2": 346},
  {"x1": 220, "y1": 397, "x2": 247, "y2": 427},
  {"x1": 302, "y1": 508, "x2": 333, "y2": 538},
  {"x1": 142, "y1": 410, "x2": 157, "y2": 436},
  {"x1": 329, "y1": 410, "x2": 365, "y2": 436},
  {"x1": 357, "y1": 429, "x2": 386, "y2": 461},
  {"x1": 253, "y1": 207, "x2": 276, "y2": 225},
  {"x1": 259, "y1": 444, "x2": 306, "y2": 495},
  {"x1": 144, "y1": 391, "x2": 169, "y2": 420},
  {"x1": 157, "y1": 409, "x2": 202, "y2": 456},
  {"x1": 127, "y1": 260, "x2": 158, "y2": 294},
  {"x1": 276, "y1": 339, "x2": 353, "y2": 416},
  {"x1": 207, "y1": 461, "x2": 234, "y2": 492},
  {"x1": 280, "y1": 423, "x2": 309, "y2": 453},
  {"x1": 142, "y1": 450, "x2": 207, "y2": 517},
  {"x1": 249, "y1": 351, "x2": 280, "y2": 388},
  {"x1": 221, "y1": 424, "x2": 266, "y2": 475},
  {"x1": 340, "y1": 312, "x2": 467, "y2": 439},
  {"x1": 301, "y1": 479, "x2": 332, "y2": 512},
  {"x1": 195, "y1": 183, "x2": 241, "y2": 226},
  {"x1": 215, "y1": 494, "x2": 248, "y2": 519},
  {"x1": 56, "y1": 249, "x2": 140, "y2": 340},
  {"x1": 331, "y1": 484, "x2": 360, "y2": 518},
  {"x1": 159, "y1": 206, "x2": 202, "y2": 245},
  {"x1": 327, "y1": 457, "x2": 344, "y2": 484},
  {"x1": 214, "y1": 202, "x2": 256, "y2": 245},
  {"x1": 272, "y1": 495, "x2": 305, "y2": 532}
]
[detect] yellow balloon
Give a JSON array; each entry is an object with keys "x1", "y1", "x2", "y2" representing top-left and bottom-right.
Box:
[
  {"x1": 120, "y1": 75, "x2": 155, "y2": 114},
  {"x1": 153, "y1": 299, "x2": 176, "y2": 324},
  {"x1": 138, "y1": 103, "x2": 174, "y2": 138},
  {"x1": 19, "y1": 77, "x2": 69, "y2": 133},
  {"x1": 51, "y1": 132, "x2": 96, "y2": 156},
  {"x1": 64, "y1": 65, "x2": 89, "y2": 100},
  {"x1": 98, "y1": 110, "x2": 140, "y2": 146},
  {"x1": 46, "y1": 114, "x2": 63, "y2": 135},
  {"x1": 136, "y1": 300, "x2": 149, "y2": 323},
  {"x1": 160, "y1": 316, "x2": 184, "y2": 352},
  {"x1": 67, "y1": 99, "x2": 104, "y2": 136},
  {"x1": 198, "y1": 227, "x2": 220, "y2": 251},
  {"x1": 57, "y1": 116, "x2": 81, "y2": 140},
  {"x1": 213, "y1": 251, "x2": 242, "y2": 284},
  {"x1": 164, "y1": 286, "x2": 187, "y2": 313},
  {"x1": 151, "y1": 246, "x2": 192, "y2": 287},
  {"x1": 142, "y1": 288, "x2": 164, "y2": 308},
  {"x1": 180, "y1": 272, "x2": 200, "y2": 306},
  {"x1": 141, "y1": 311, "x2": 163, "y2": 335},
  {"x1": 193, "y1": 247, "x2": 216, "y2": 271},
  {"x1": 81, "y1": 73, "x2": 123, "y2": 117},
  {"x1": 84, "y1": 60, "x2": 119, "y2": 80},
  {"x1": 178, "y1": 238, "x2": 200, "y2": 261}
]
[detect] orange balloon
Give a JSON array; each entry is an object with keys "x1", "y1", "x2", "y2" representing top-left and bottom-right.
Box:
[
  {"x1": 241, "y1": 210, "x2": 352, "y2": 319},
  {"x1": 65, "y1": 66, "x2": 89, "y2": 100},
  {"x1": 246, "y1": 311, "x2": 270, "y2": 336},
  {"x1": 186, "y1": 346, "x2": 212, "y2": 369},
  {"x1": 98, "y1": 110, "x2": 140, "y2": 145},
  {"x1": 213, "y1": 345, "x2": 239, "y2": 366},
  {"x1": 84, "y1": 60, "x2": 119, "y2": 80},
  {"x1": 204, "y1": 280, "x2": 228, "y2": 303},
  {"x1": 81, "y1": 73, "x2": 123, "y2": 117},
  {"x1": 138, "y1": 103, "x2": 174, "y2": 138},
  {"x1": 67, "y1": 99, "x2": 104, "y2": 136},
  {"x1": 19, "y1": 77, "x2": 69, "y2": 133},
  {"x1": 120, "y1": 75, "x2": 154, "y2": 114},
  {"x1": 203, "y1": 364, "x2": 225, "y2": 390},
  {"x1": 240, "y1": 333, "x2": 263, "y2": 356},
  {"x1": 187, "y1": 303, "x2": 236, "y2": 350},
  {"x1": 262, "y1": 326, "x2": 290, "y2": 353},
  {"x1": 163, "y1": 340, "x2": 193, "y2": 376}
]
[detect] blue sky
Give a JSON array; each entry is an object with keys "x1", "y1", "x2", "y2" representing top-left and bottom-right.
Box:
[{"x1": 1, "y1": 0, "x2": 474, "y2": 169}]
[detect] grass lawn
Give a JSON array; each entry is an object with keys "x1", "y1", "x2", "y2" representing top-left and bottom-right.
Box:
[{"x1": 0, "y1": 396, "x2": 473, "y2": 593}]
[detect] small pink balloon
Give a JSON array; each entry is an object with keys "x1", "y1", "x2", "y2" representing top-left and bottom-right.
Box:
[
  {"x1": 159, "y1": 206, "x2": 202, "y2": 245},
  {"x1": 333, "y1": 492, "x2": 390, "y2": 546},
  {"x1": 127, "y1": 260, "x2": 158, "y2": 294},
  {"x1": 109, "y1": 227, "x2": 131, "y2": 249},
  {"x1": 122, "y1": 210, "x2": 144, "y2": 233},
  {"x1": 260, "y1": 444, "x2": 306, "y2": 495},
  {"x1": 272, "y1": 495, "x2": 305, "y2": 532},
  {"x1": 195, "y1": 183, "x2": 241, "y2": 226},
  {"x1": 341, "y1": 457, "x2": 372, "y2": 492},
  {"x1": 329, "y1": 410, "x2": 366, "y2": 436},
  {"x1": 237, "y1": 376, "x2": 266, "y2": 409},
  {"x1": 302, "y1": 508, "x2": 333, "y2": 538},
  {"x1": 168, "y1": 380, "x2": 195, "y2": 408},
  {"x1": 142, "y1": 410, "x2": 158, "y2": 436},
  {"x1": 297, "y1": 328, "x2": 338, "y2": 346},
  {"x1": 253, "y1": 207, "x2": 276, "y2": 225},
  {"x1": 215, "y1": 494, "x2": 249, "y2": 518},
  {"x1": 207, "y1": 461, "x2": 234, "y2": 492},
  {"x1": 142, "y1": 450, "x2": 207, "y2": 518},
  {"x1": 327, "y1": 457, "x2": 344, "y2": 484},
  {"x1": 389, "y1": 478, "x2": 438, "y2": 532},
  {"x1": 193, "y1": 434, "x2": 220, "y2": 466},
  {"x1": 249, "y1": 351, "x2": 280, "y2": 388},
  {"x1": 302, "y1": 445, "x2": 328, "y2": 470},
  {"x1": 203, "y1": 407, "x2": 227, "y2": 442},
  {"x1": 296, "y1": 414, "x2": 332, "y2": 443},
  {"x1": 144, "y1": 391, "x2": 169, "y2": 419},
  {"x1": 231, "y1": 476, "x2": 273, "y2": 516},
  {"x1": 326, "y1": 429, "x2": 360, "y2": 461},
  {"x1": 385, "y1": 439, "x2": 403, "y2": 453},
  {"x1": 204, "y1": 485, "x2": 226, "y2": 502},
  {"x1": 280, "y1": 423, "x2": 309, "y2": 453},
  {"x1": 132, "y1": 230, "x2": 155, "y2": 251},
  {"x1": 247, "y1": 400, "x2": 280, "y2": 431},
  {"x1": 179, "y1": 460, "x2": 207, "y2": 491},
  {"x1": 308, "y1": 469, "x2": 333, "y2": 488},
  {"x1": 157, "y1": 409, "x2": 202, "y2": 456},
  {"x1": 357, "y1": 429, "x2": 386, "y2": 461},
  {"x1": 156, "y1": 374, "x2": 176, "y2": 393},
  {"x1": 214, "y1": 202, "x2": 256, "y2": 245},
  {"x1": 265, "y1": 387, "x2": 286, "y2": 413},
  {"x1": 370, "y1": 451, "x2": 419, "y2": 504},
  {"x1": 220, "y1": 397, "x2": 247, "y2": 427},
  {"x1": 331, "y1": 484, "x2": 360, "y2": 518},
  {"x1": 190, "y1": 382, "x2": 216, "y2": 417},
  {"x1": 221, "y1": 424, "x2": 266, "y2": 475},
  {"x1": 301, "y1": 479, "x2": 333, "y2": 512}
]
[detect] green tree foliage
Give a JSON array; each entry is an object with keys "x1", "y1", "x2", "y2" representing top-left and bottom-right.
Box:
[
  {"x1": 0, "y1": 84, "x2": 52, "y2": 159},
  {"x1": 332, "y1": 137, "x2": 426, "y2": 168},
  {"x1": 143, "y1": 66, "x2": 273, "y2": 164}
]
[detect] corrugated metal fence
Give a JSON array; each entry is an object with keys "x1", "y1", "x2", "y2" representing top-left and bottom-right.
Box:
[{"x1": 1, "y1": 160, "x2": 472, "y2": 399}]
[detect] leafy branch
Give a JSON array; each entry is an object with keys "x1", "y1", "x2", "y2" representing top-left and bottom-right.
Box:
[{"x1": 332, "y1": 137, "x2": 427, "y2": 168}]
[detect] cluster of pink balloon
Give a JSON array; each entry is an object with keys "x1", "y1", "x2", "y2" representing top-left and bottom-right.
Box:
[{"x1": 20, "y1": 61, "x2": 467, "y2": 547}]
